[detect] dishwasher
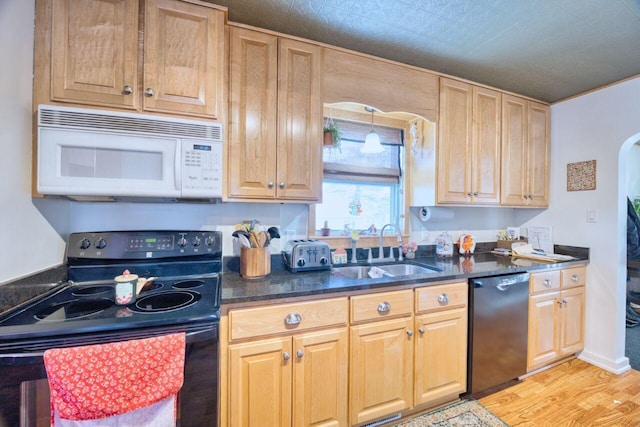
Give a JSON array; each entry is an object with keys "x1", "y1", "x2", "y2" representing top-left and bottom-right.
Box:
[{"x1": 467, "y1": 272, "x2": 530, "y2": 395}]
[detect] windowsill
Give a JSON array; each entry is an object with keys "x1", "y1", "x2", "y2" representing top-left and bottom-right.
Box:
[{"x1": 311, "y1": 234, "x2": 409, "y2": 250}]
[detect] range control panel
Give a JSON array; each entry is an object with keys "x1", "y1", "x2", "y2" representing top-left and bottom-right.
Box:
[{"x1": 66, "y1": 230, "x2": 222, "y2": 260}]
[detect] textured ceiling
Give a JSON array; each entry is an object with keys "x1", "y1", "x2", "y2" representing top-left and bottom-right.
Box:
[{"x1": 210, "y1": 0, "x2": 640, "y2": 103}]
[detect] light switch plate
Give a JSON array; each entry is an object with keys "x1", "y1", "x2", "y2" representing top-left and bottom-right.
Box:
[{"x1": 587, "y1": 209, "x2": 597, "y2": 223}]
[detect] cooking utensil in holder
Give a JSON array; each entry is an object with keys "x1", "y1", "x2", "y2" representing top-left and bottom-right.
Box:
[{"x1": 240, "y1": 246, "x2": 271, "y2": 279}]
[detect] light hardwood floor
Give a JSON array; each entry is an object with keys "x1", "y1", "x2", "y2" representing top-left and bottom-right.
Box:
[{"x1": 479, "y1": 359, "x2": 640, "y2": 426}]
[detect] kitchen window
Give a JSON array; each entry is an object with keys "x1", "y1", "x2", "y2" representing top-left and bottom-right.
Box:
[{"x1": 314, "y1": 118, "x2": 404, "y2": 234}]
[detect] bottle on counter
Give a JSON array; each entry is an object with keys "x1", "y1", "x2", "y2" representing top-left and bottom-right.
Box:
[{"x1": 436, "y1": 231, "x2": 453, "y2": 257}]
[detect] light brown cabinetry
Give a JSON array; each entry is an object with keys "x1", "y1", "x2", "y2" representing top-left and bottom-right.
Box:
[
  {"x1": 527, "y1": 266, "x2": 585, "y2": 371},
  {"x1": 225, "y1": 298, "x2": 349, "y2": 427},
  {"x1": 228, "y1": 27, "x2": 322, "y2": 202},
  {"x1": 349, "y1": 290, "x2": 414, "y2": 425},
  {"x1": 437, "y1": 78, "x2": 501, "y2": 205},
  {"x1": 414, "y1": 282, "x2": 468, "y2": 404},
  {"x1": 501, "y1": 94, "x2": 550, "y2": 207},
  {"x1": 38, "y1": 0, "x2": 225, "y2": 118}
]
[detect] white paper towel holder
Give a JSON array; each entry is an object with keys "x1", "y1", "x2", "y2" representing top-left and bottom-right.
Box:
[{"x1": 419, "y1": 207, "x2": 431, "y2": 222}]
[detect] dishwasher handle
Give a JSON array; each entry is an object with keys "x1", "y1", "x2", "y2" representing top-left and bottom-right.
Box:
[{"x1": 471, "y1": 273, "x2": 530, "y2": 291}]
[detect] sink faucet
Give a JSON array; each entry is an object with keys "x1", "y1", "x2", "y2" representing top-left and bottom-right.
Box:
[{"x1": 378, "y1": 223, "x2": 398, "y2": 261}]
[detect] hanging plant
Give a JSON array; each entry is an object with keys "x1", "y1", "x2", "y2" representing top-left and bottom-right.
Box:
[{"x1": 323, "y1": 117, "x2": 342, "y2": 152}]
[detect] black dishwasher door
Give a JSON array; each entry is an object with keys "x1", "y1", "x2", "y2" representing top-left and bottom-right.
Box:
[{"x1": 468, "y1": 272, "x2": 530, "y2": 395}]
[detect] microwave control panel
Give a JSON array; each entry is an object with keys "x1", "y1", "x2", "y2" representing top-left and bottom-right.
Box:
[{"x1": 181, "y1": 141, "x2": 223, "y2": 198}]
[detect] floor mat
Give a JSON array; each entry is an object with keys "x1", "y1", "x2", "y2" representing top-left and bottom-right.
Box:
[{"x1": 394, "y1": 399, "x2": 509, "y2": 427}]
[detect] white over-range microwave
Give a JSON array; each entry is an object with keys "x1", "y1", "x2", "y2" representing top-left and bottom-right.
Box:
[{"x1": 37, "y1": 105, "x2": 223, "y2": 201}]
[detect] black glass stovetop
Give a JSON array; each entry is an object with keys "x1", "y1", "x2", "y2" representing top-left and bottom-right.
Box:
[{"x1": 0, "y1": 273, "x2": 220, "y2": 341}]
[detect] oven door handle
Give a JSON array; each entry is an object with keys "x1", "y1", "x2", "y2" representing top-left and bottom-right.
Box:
[{"x1": 0, "y1": 352, "x2": 45, "y2": 365}]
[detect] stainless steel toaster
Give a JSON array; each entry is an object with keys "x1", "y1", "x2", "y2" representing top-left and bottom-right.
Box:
[{"x1": 282, "y1": 240, "x2": 331, "y2": 273}]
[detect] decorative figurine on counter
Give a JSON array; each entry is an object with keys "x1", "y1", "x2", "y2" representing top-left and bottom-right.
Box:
[{"x1": 459, "y1": 234, "x2": 476, "y2": 255}]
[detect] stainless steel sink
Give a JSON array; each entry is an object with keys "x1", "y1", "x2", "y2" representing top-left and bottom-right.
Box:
[{"x1": 332, "y1": 264, "x2": 439, "y2": 280}]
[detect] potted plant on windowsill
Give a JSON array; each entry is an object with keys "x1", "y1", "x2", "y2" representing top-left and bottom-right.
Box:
[{"x1": 323, "y1": 120, "x2": 342, "y2": 152}]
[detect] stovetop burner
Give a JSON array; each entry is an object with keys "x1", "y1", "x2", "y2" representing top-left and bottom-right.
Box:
[
  {"x1": 34, "y1": 299, "x2": 112, "y2": 321},
  {"x1": 133, "y1": 291, "x2": 201, "y2": 312},
  {"x1": 72, "y1": 285, "x2": 113, "y2": 297}
]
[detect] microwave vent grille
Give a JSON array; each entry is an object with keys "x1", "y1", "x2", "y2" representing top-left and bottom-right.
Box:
[{"x1": 38, "y1": 107, "x2": 222, "y2": 141}]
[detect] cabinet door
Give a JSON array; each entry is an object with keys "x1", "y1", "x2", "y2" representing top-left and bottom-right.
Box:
[
  {"x1": 350, "y1": 317, "x2": 413, "y2": 425},
  {"x1": 527, "y1": 291, "x2": 560, "y2": 370},
  {"x1": 559, "y1": 287, "x2": 585, "y2": 356},
  {"x1": 276, "y1": 38, "x2": 322, "y2": 201},
  {"x1": 472, "y1": 86, "x2": 501, "y2": 205},
  {"x1": 293, "y1": 329, "x2": 348, "y2": 427},
  {"x1": 414, "y1": 308, "x2": 467, "y2": 405},
  {"x1": 437, "y1": 78, "x2": 473, "y2": 204},
  {"x1": 143, "y1": 0, "x2": 224, "y2": 118},
  {"x1": 500, "y1": 94, "x2": 528, "y2": 206},
  {"x1": 526, "y1": 101, "x2": 550, "y2": 207},
  {"x1": 228, "y1": 337, "x2": 292, "y2": 427},
  {"x1": 50, "y1": 0, "x2": 139, "y2": 109},
  {"x1": 228, "y1": 27, "x2": 278, "y2": 199}
]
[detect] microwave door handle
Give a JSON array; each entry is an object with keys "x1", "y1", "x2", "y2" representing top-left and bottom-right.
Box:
[{"x1": 175, "y1": 143, "x2": 182, "y2": 191}]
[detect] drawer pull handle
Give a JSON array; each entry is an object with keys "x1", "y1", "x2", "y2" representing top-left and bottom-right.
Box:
[
  {"x1": 144, "y1": 87, "x2": 154, "y2": 97},
  {"x1": 283, "y1": 352, "x2": 290, "y2": 360},
  {"x1": 406, "y1": 330, "x2": 413, "y2": 337},
  {"x1": 284, "y1": 313, "x2": 302, "y2": 325},
  {"x1": 122, "y1": 85, "x2": 132, "y2": 95},
  {"x1": 438, "y1": 293, "x2": 449, "y2": 304},
  {"x1": 418, "y1": 327, "x2": 425, "y2": 334},
  {"x1": 377, "y1": 301, "x2": 391, "y2": 313},
  {"x1": 543, "y1": 279, "x2": 552, "y2": 287},
  {"x1": 297, "y1": 349, "x2": 304, "y2": 358},
  {"x1": 571, "y1": 274, "x2": 579, "y2": 282}
]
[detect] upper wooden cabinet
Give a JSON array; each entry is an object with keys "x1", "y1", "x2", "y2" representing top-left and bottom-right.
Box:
[
  {"x1": 501, "y1": 94, "x2": 550, "y2": 207},
  {"x1": 36, "y1": 0, "x2": 225, "y2": 119},
  {"x1": 227, "y1": 27, "x2": 322, "y2": 202},
  {"x1": 437, "y1": 78, "x2": 501, "y2": 205}
]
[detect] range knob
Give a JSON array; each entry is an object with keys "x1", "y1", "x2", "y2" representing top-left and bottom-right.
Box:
[
  {"x1": 177, "y1": 236, "x2": 188, "y2": 247},
  {"x1": 192, "y1": 236, "x2": 201, "y2": 247},
  {"x1": 297, "y1": 258, "x2": 306, "y2": 267},
  {"x1": 204, "y1": 235, "x2": 215, "y2": 246},
  {"x1": 95, "y1": 238, "x2": 107, "y2": 249},
  {"x1": 78, "y1": 238, "x2": 91, "y2": 250}
]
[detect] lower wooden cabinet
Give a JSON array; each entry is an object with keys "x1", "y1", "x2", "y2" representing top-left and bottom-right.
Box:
[
  {"x1": 527, "y1": 267, "x2": 585, "y2": 371},
  {"x1": 414, "y1": 307, "x2": 468, "y2": 404},
  {"x1": 350, "y1": 317, "x2": 414, "y2": 424}
]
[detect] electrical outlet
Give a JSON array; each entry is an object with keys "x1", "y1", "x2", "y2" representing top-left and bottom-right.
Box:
[
  {"x1": 587, "y1": 209, "x2": 597, "y2": 223},
  {"x1": 421, "y1": 229, "x2": 429, "y2": 242}
]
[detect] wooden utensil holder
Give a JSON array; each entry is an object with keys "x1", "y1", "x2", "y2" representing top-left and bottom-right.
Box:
[{"x1": 240, "y1": 247, "x2": 271, "y2": 279}]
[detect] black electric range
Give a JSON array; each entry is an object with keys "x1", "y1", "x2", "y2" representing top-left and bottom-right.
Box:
[{"x1": 0, "y1": 230, "x2": 222, "y2": 342}]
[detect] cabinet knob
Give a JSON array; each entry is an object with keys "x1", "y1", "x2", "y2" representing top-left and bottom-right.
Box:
[
  {"x1": 571, "y1": 274, "x2": 579, "y2": 282},
  {"x1": 279, "y1": 182, "x2": 286, "y2": 189},
  {"x1": 406, "y1": 330, "x2": 413, "y2": 337},
  {"x1": 467, "y1": 192, "x2": 472, "y2": 196},
  {"x1": 437, "y1": 293, "x2": 449, "y2": 304},
  {"x1": 144, "y1": 88, "x2": 154, "y2": 97},
  {"x1": 283, "y1": 352, "x2": 290, "y2": 360},
  {"x1": 377, "y1": 301, "x2": 391, "y2": 313},
  {"x1": 473, "y1": 192, "x2": 478, "y2": 196},
  {"x1": 122, "y1": 85, "x2": 133, "y2": 95},
  {"x1": 543, "y1": 279, "x2": 552, "y2": 287},
  {"x1": 297, "y1": 349, "x2": 304, "y2": 358},
  {"x1": 284, "y1": 312, "x2": 302, "y2": 325},
  {"x1": 267, "y1": 181, "x2": 274, "y2": 188},
  {"x1": 418, "y1": 327, "x2": 425, "y2": 334}
]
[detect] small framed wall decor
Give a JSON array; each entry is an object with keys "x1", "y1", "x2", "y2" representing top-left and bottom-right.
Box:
[{"x1": 567, "y1": 160, "x2": 596, "y2": 191}]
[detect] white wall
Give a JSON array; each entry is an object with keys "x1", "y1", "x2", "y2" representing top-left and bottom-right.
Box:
[
  {"x1": 0, "y1": 0, "x2": 70, "y2": 284},
  {"x1": 527, "y1": 76, "x2": 640, "y2": 373}
]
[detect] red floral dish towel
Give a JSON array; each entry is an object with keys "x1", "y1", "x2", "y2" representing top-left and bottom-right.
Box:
[{"x1": 43, "y1": 333, "x2": 186, "y2": 427}]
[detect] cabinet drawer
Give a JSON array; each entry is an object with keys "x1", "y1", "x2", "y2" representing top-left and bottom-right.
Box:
[
  {"x1": 530, "y1": 270, "x2": 561, "y2": 294},
  {"x1": 229, "y1": 297, "x2": 348, "y2": 341},
  {"x1": 561, "y1": 266, "x2": 586, "y2": 289},
  {"x1": 415, "y1": 282, "x2": 468, "y2": 313},
  {"x1": 350, "y1": 290, "x2": 413, "y2": 323}
]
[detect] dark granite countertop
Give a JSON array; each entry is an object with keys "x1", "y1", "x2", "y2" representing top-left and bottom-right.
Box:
[
  {"x1": 221, "y1": 245, "x2": 589, "y2": 305},
  {"x1": 0, "y1": 265, "x2": 67, "y2": 316}
]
